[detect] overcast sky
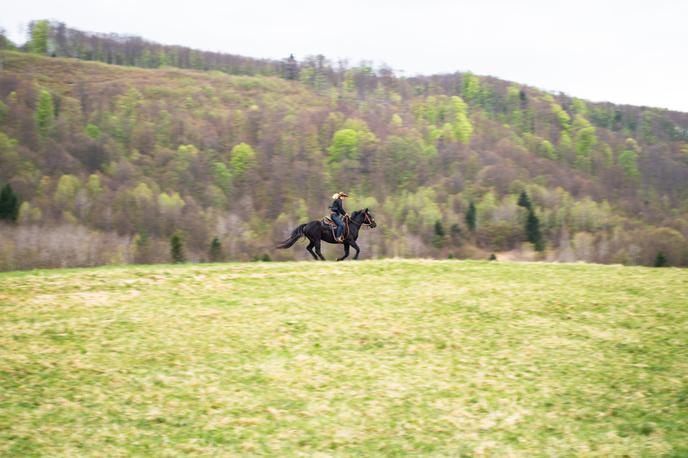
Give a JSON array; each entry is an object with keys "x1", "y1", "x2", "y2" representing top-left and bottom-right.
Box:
[{"x1": 3, "y1": 0, "x2": 687, "y2": 112}]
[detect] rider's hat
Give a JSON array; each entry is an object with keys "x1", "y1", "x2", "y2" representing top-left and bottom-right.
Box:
[{"x1": 332, "y1": 192, "x2": 349, "y2": 199}]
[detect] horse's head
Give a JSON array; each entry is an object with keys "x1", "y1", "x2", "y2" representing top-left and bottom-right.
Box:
[{"x1": 363, "y1": 208, "x2": 377, "y2": 228}]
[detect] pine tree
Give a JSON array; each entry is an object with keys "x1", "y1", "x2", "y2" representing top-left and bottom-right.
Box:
[
  {"x1": 465, "y1": 202, "x2": 476, "y2": 232},
  {"x1": 517, "y1": 191, "x2": 532, "y2": 210},
  {"x1": 209, "y1": 236, "x2": 223, "y2": 262},
  {"x1": 283, "y1": 54, "x2": 299, "y2": 80},
  {"x1": 170, "y1": 231, "x2": 185, "y2": 263},
  {"x1": 654, "y1": 252, "x2": 667, "y2": 267},
  {"x1": 0, "y1": 183, "x2": 19, "y2": 222},
  {"x1": 432, "y1": 220, "x2": 446, "y2": 249},
  {"x1": 526, "y1": 208, "x2": 544, "y2": 251}
]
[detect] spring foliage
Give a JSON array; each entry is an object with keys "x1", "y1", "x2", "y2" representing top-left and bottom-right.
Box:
[{"x1": 0, "y1": 25, "x2": 687, "y2": 268}]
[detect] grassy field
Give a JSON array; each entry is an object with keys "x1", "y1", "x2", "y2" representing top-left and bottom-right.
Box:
[{"x1": 1, "y1": 260, "x2": 687, "y2": 457}]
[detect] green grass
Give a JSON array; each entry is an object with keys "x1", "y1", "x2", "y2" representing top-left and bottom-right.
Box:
[{"x1": 1, "y1": 260, "x2": 687, "y2": 456}]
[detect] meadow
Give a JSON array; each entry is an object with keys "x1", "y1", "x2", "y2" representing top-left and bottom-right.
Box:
[{"x1": 1, "y1": 259, "x2": 687, "y2": 456}]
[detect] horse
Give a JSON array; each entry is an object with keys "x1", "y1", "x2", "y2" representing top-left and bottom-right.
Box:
[{"x1": 276, "y1": 208, "x2": 377, "y2": 261}]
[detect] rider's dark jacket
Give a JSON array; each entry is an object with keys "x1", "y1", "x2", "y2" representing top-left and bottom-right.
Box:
[{"x1": 330, "y1": 198, "x2": 346, "y2": 216}]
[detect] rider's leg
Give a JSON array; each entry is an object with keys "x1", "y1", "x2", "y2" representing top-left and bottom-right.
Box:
[{"x1": 332, "y1": 214, "x2": 344, "y2": 240}]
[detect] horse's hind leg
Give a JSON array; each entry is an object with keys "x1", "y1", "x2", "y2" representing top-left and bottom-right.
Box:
[
  {"x1": 306, "y1": 239, "x2": 318, "y2": 260},
  {"x1": 337, "y1": 243, "x2": 350, "y2": 261},
  {"x1": 314, "y1": 239, "x2": 326, "y2": 261}
]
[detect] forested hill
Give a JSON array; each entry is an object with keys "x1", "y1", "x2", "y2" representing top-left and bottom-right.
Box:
[{"x1": 1, "y1": 22, "x2": 688, "y2": 269}]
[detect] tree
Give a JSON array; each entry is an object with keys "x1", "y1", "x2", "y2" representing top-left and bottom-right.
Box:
[
  {"x1": 654, "y1": 252, "x2": 667, "y2": 267},
  {"x1": 432, "y1": 220, "x2": 446, "y2": 249},
  {"x1": 283, "y1": 54, "x2": 299, "y2": 80},
  {"x1": 465, "y1": 202, "x2": 476, "y2": 232},
  {"x1": 35, "y1": 89, "x2": 54, "y2": 136},
  {"x1": 0, "y1": 27, "x2": 15, "y2": 50},
  {"x1": 0, "y1": 184, "x2": 19, "y2": 222},
  {"x1": 618, "y1": 149, "x2": 640, "y2": 178},
  {"x1": 170, "y1": 231, "x2": 185, "y2": 263},
  {"x1": 328, "y1": 128, "x2": 359, "y2": 163},
  {"x1": 209, "y1": 236, "x2": 223, "y2": 262},
  {"x1": 526, "y1": 209, "x2": 544, "y2": 251},
  {"x1": 517, "y1": 191, "x2": 532, "y2": 210},
  {"x1": 29, "y1": 20, "x2": 49, "y2": 54},
  {"x1": 451, "y1": 96, "x2": 473, "y2": 144},
  {"x1": 229, "y1": 142, "x2": 257, "y2": 177}
]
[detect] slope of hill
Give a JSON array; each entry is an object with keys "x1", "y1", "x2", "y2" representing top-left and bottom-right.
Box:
[
  {"x1": 1, "y1": 260, "x2": 687, "y2": 455},
  {"x1": 1, "y1": 24, "x2": 688, "y2": 269}
]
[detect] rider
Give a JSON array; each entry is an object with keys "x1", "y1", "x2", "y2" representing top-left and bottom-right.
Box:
[{"x1": 330, "y1": 192, "x2": 349, "y2": 242}]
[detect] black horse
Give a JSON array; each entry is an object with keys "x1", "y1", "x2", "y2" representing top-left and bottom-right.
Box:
[{"x1": 277, "y1": 208, "x2": 376, "y2": 261}]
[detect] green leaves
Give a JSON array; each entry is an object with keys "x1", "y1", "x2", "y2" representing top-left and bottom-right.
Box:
[
  {"x1": 35, "y1": 89, "x2": 54, "y2": 137},
  {"x1": 28, "y1": 20, "x2": 49, "y2": 54},
  {"x1": 618, "y1": 149, "x2": 640, "y2": 178},
  {"x1": 328, "y1": 129, "x2": 359, "y2": 163},
  {"x1": 229, "y1": 142, "x2": 257, "y2": 177}
]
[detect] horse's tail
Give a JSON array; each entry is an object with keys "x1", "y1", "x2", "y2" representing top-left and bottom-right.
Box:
[{"x1": 276, "y1": 223, "x2": 308, "y2": 249}]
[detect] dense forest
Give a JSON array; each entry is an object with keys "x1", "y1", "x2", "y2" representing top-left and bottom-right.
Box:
[{"x1": 1, "y1": 20, "x2": 687, "y2": 270}]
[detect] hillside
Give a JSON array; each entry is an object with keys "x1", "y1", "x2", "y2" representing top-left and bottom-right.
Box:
[
  {"x1": 1, "y1": 260, "x2": 687, "y2": 455},
  {"x1": 1, "y1": 24, "x2": 688, "y2": 269}
]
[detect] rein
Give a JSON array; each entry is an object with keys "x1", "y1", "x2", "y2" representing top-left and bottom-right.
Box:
[{"x1": 347, "y1": 212, "x2": 374, "y2": 228}]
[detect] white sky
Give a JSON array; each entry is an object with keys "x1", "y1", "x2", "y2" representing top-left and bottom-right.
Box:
[{"x1": 3, "y1": 0, "x2": 687, "y2": 112}]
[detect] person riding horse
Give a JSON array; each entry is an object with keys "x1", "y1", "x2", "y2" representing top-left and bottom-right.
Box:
[{"x1": 330, "y1": 192, "x2": 349, "y2": 242}]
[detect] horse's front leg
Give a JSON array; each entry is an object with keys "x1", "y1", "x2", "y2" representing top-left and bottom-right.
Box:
[
  {"x1": 337, "y1": 242, "x2": 350, "y2": 261},
  {"x1": 350, "y1": 240, "x2": 361, "y2": 260}
]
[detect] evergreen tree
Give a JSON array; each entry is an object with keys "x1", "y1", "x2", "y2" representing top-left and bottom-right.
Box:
[
  {"x1": 283, "y1": 54, "x2": 299, "y2": 80},
  {"x1": 432, "y1": 220, "x2": 446, "y2": 249},
  {"x1": 654, "y1": 252, "x2": 667, "y2": 267},
  {"x1": 0, "y1": 184, "x2": 19, "y2": 222},
  {"x1": 526, "y1": 209, "x2": 544, "y2": 251},
  {"x1": 170, "y1": 231, "x2": 185, "y2": 263},
  {"x1": 465, "y1": 202, "x2": 476, "y2": 232},
  {"x1": 517, "y1": 191, "x2": 532, "y2": 210},
  {"x1": 209, "y1": 236, "x2": 223, "y2": 262}
]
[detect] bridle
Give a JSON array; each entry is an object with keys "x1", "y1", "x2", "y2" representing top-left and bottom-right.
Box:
[{"x1": 347, "y1": 211, "x2": 375, "y2": 228}]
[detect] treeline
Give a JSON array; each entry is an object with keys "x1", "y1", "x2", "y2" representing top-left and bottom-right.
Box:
[
  {"x1": 0, "y1": 22, "x2": 687, "y2": 269},
  {"x1": 14, "y1": 20, "x2": 281, "y2": 76}
]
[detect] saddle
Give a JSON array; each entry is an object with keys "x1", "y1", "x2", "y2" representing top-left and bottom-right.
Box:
[{"x1": 322, "y1": 215, "x2": 349, "y2": 242}]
